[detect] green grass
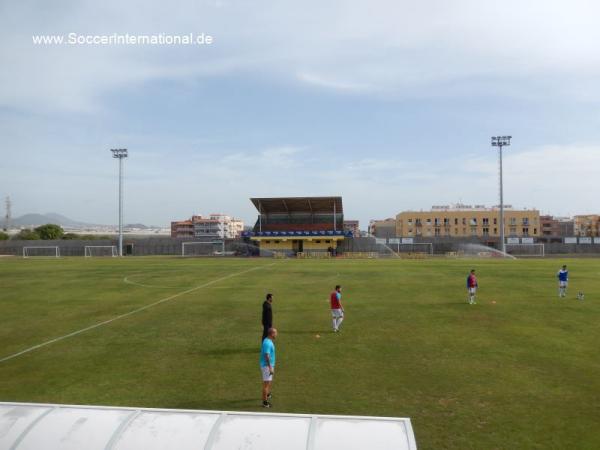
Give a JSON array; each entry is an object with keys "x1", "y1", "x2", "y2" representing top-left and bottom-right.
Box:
[{"x1": 1, "y1": 256, "x2": 600, "y2": 449}]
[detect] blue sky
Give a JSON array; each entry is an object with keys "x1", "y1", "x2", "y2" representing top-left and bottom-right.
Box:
[{"x1": 1, "y1": 0, "x2": 599, "y2": 227}]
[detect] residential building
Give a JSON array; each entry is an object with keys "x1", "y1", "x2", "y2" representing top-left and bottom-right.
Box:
[
  {"x1": 171, "y1": 214, "x2": 244, "y2": 239},
  {"x1": 539, "y1": 215, "x2": 575, "y2": 242},
  {"x1": 343, "y1": 220, "x2": 360, "y2": 238},
  {"x1": 574, "y1": 215, "x2": 600, "y2": 237},
  {"x1": 396, "y1": 204, "x2": 540, "y2": 239},
  {"x1": 368, "y1": 218, "x2": 397, "y2": 239}
]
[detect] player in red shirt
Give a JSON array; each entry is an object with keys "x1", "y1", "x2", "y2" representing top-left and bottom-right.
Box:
[
  {"x1": 330, "y1": 285, "x2": 344, "y2": 332},
  {"x1": 466, "y1": 269, "x2": 478, "y2": 305}
]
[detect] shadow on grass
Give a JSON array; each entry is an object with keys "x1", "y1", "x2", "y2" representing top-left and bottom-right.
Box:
[
  {"x1": 192, "y1": 347, "x2": 258, "y2": 357},
  {"x1": 282, "y1": 330, "x2": 324, "y2": 335}
]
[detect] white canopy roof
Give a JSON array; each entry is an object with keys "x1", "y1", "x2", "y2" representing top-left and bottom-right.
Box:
[{"x1": 0, "y1": 402, "x2": 417, "y2": 450}]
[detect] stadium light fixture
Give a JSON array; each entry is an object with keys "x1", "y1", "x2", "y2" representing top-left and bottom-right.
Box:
[
  {"x1": 110, "y1": 148, "x2": 128, "y2": 257},
  {"x1": 491, "y1": 136, "x2": 511, "y2": 254}
]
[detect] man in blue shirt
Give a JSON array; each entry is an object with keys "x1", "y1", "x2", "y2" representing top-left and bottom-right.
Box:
[
  {"x1": 260, "y1": 327, "x2": 277, "y2": 408},
  {"x1": 557, "y1": 265, "x2": 569, "y2": 298}
]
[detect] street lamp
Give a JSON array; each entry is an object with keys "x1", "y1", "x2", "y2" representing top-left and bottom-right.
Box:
[
  {"x1": 110, "y1": 148, "x2": 128, "y2": 256},
  {"x1": 491, "y1": 136, "x2": 511, "y2": 254}
]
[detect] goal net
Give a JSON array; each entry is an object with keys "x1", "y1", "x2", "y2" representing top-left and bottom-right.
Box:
[
  {"x1": 181, "y1": 241, "x2": 225, "y2": 257},
  {"x1": 23, "y1": 246, "x2": 60, "y2": 258},
  {"x1": 84, "y1": 246, "x2": 118, "y2": 257},
  {"x1": 505, "y1": 243, "x2": 545, "y2": 257}
]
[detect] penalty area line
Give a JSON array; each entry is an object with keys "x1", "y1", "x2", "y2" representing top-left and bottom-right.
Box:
[{"x1": 0, "y1": 263, "x2": 275, "y2": 364}]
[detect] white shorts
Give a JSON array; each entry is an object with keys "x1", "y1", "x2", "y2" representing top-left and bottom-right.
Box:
[
  {"x1": 331, "y1": 309, "x2": 344, "y2": 319},
  {"x1": 261, "y1": 365, "x2": 274, "y2": 382},
  {"x1": 559, "y1": 281, "x2": 568, "y2": 288},
  {"x1": 468, "y1": 287, "x2": 477, "y2": 294}
]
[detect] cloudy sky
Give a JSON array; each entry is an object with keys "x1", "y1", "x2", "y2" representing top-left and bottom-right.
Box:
[{"x1": 1, "y1": 0, "x2": 599, "y2": 227}]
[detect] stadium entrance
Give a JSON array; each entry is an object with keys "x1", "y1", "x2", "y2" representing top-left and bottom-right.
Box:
[{"x1": 242, "y1": 196, "x2": 353, "y2": 257}]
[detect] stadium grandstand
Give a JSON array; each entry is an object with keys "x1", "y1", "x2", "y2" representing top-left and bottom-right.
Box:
[{"x1": 241, "y1": 197, "x2": 353, "y2": 256}]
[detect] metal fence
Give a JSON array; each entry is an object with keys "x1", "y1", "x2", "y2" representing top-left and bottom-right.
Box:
[{"x1": 1, "y1": 236, "x2": 600, "y2": 257}]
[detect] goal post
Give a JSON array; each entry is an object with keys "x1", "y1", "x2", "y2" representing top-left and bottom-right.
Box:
[
  {"x1": 84, "y1": 246, "x2": 118, "y2": 257},
  {"x1": 505, "y1": 243, "x2": 545, "y2": 257},
  {"x1": 23, "y1": 246, "x2": 60, "y2": 258},
  {"x1": 181, "y1": 241, "x2": 225, "y2": 257}
]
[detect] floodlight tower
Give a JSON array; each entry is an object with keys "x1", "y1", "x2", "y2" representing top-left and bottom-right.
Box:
[
  {"x1": 110, "y1": 149, "x2": 128, "y2": 256},
  {"x1": 491, "y1": 136, "x2": 511, "y2": 254},
  {"x1": 3, "y1": 196, "x2": 11, "y2": 231}
]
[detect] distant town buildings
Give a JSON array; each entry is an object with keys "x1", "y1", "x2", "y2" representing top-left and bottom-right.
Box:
[
  {"x1": 343, "y1": 220, "x2": 360, "y2": 238},
  {"x1": 171, "y1": 214, "x2": 244, "y2": 239},
  {"x1": 539, "y1": 215, "x2": 574, "y2": 242},
  {"x1": 396, "y1": 204, "x2": 540, "y2": 238},
  {"x1": 574, "y1": 215, "x2": 600, "y2": 237},
  {"x1": 368, "y1": 218, "x2": 397, "y2": 239}
]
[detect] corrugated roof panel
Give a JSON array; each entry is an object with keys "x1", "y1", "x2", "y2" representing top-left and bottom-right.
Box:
[
  {"x1": 313, "y1": 417, "x2": 415, "y2": 450},
  {"x1": 210, "y1": 414, "x2": 311, "y2": 450},
  {"x1": 0, "y1": 404, "x2": 54, "y2": 448},
  {"x1": 112, "y1": 411, "x2": 220, "y2": 450},
  {"x1": 16, "y1": 407, "x2": 132, "y2": 450}
]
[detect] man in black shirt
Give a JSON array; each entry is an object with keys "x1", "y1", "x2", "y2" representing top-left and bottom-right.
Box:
[{"x1": 262, "y1": 293, "x2": 273, "y2": 341}]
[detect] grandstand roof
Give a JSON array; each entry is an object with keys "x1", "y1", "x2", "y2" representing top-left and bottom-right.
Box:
[
  {"x1": 0, "y1": 402, "x2": 417, "y2": 450},
  {"x1": 250, "y1": 197, "x2": 343, "y2": 214}
]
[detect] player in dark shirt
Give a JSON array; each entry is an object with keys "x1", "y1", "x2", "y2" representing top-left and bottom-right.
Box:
[{"x1": 262, "y1": 293, "x2": 273, "y2": 340}]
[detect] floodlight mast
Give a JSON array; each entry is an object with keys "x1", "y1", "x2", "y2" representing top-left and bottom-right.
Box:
[
  {"x1": 110, "y1": 148, "x2": 128, "y2": 257},
  {"x1": 491, "y1": 136, "x2": 511, "y2": 254}
]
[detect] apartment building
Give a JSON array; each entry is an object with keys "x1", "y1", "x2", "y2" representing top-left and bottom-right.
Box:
[
  {"x1": 343, "y1": 220, "x2": 360, "y2": 238},
  {"x1": 574, "y1": 215, "x2": 600, "y2": 237},
  {"x1": 396, "y1": 204, "x2": 540, "y2": 238},
  {"x1": 368, "y1": 218, "x2": 397, "y2": 239},
  {"x1": 171, "y1": 214, "x2": 244, "y2": 239},
  {"x1": 539, "y1": 215, "x2": 575, "y2": 241}
]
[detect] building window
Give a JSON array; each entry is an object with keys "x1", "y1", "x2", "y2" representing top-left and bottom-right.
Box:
[
  {"x1": 483, "y1": 218, "x2": 489, "y2": 225},
  {"x1": 454, "y1": 218, "x2": 459, "y2": 225},
  {"x1": 483, "y1": 227, "x2": 489, "y2": 236},
  {"x1": 462, "y1": 218, "x2": 467, "y2": 225},
  {"x1": 534, "y1": 228, "x2": 537, "y2": 234},
  {"x1": 315, "y1": 240, "x2": 320, "y2": 243},
  {"x1": 510, "y1": 217, "x2": 517, "y2": 225},
  {"x1": 435, "y1": 228, "x2": 441, "y2": 236},
  {"x1": 426, "y1": 218, "x2": 431, "y2": 224},
  {"x1": 455, "y1": 228, "x2": 458, "y2": 234},
  {"x1": 471, "y1": 227, "x2": 478, "y2": 236},
  {"x1": 265, "y1": 240, "x2": 271, "y2": 244},
  {"x1": 494, "y1": 228, "x2": 497, "y2": 234},
  {"x1": 325, "y1": 240, "x2": 331, "y2": 243},
  {"x1": 509, "y1": 227, "x2": 517, "y2": 235},
  {"x1": 415, "y1": 219, "x2": 421, "y2": 226},
  {"x1": 523, "y1": 218, "x2": 530, "y2": 226},
  {"x1": 523, "y1": 227, "x2": 529, "y2": 236},
  {"x1": 408, "y1": 218, "x2": 412, "y2": 223},
  {"x1": 463, "y1": 228, "x2": 466, "y2": 234},
  {"x1": 444, "y1": 218, "x2": 449, "y2": 225},
  {"x1": 470, "y1": 218, "x2": 477, "y2": 226},
  {"x1": 493, "y1": 218, "x2": 497, "y2": 225}
]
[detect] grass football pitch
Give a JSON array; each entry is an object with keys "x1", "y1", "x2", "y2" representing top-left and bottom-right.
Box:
[{"x1": 1, "y1": 256, "x2": 599, "y2": 449}]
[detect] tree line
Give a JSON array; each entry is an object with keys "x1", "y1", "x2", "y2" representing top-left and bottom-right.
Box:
[{"x1": 0, "y1": 224, "x2": 111, "y2": 241}]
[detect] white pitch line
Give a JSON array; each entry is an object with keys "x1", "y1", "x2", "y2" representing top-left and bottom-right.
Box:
[{"x1": 0, "y1": 263, "x2": 275, "y2": 364}]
